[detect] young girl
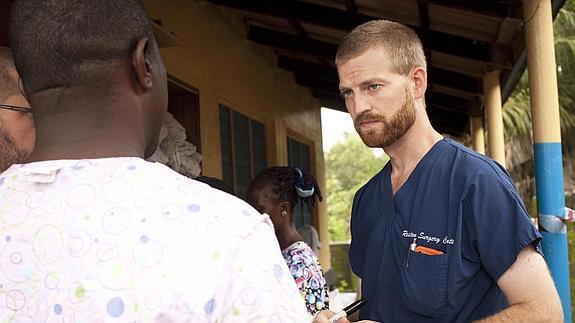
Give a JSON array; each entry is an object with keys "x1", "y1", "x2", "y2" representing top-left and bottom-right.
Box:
[{"x1": 246, "y1": 167, "x2": 330, "y2": 316}]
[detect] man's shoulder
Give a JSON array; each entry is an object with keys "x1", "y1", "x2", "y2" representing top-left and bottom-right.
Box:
[
  {"x1": 4, "y1": 157, "x2": 266, "y2": 232},
  {"x1": 440, "y1": 140, "x2": 521, "y2": 201},
  {"x1": 134, "y1": 160, "x2": 268, "y2": 231},
  {"x1": 442, "y1": 139, "x2": 509, "y2": 178}
]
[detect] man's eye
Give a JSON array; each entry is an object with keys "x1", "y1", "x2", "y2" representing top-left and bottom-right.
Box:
[
  {"x1": 340, "y1": 90, "x2": 352, "y2": 98},
  {"x1": 368, "y1": 84, "x2": 382, "y2": 91}
]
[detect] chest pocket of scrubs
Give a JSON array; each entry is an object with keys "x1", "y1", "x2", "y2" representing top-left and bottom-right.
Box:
[{"x1": 400, "y1": 251, "x2": 449, "y2": 318}]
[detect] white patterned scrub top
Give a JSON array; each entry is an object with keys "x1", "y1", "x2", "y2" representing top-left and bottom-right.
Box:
[{"x1": 0, "y1": 158, "x2": 309, "y2": 322}]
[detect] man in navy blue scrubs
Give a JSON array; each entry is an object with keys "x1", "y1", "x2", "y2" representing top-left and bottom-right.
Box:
[{"x1": 314, "y1": 20, "x2": 562, "y2": 323}]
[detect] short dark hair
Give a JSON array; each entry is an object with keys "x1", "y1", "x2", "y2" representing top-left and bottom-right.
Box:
[
  {"x1": 251, "y1": 166, "x2": 323, "y2": 212},
  {"x1": 10, "y1": 0, "x2": 155, "y2": 95},
  {"x1": 0, "y1": 47, "x2": 19, "y2": 101}
]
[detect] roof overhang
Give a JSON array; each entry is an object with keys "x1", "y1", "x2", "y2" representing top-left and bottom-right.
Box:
[{"x1": 207, "y1": 0, "x2": 567, "y2": 137}]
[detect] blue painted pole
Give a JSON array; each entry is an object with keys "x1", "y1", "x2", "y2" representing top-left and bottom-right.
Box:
[
  {"x1": 524, "y1": 0, "x2": 572, "y2": 321},
  {"x1": 536, "y1": 144, "x2": 572, "y2": 321}
]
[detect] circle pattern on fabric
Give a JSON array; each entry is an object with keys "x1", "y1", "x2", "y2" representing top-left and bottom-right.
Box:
[
  {"x1": 133, "y1": 237, "x2": 163, "y2": 268},
  {"x1": 66, "y1": 185, "x2": 96, "y2": 210},
  {"x1": 71, "y1": 160, "x2": 122, "y2": 179},
  {"x1": 6, "y1": 289, "x2": 26, "y2": 311},
  {"x1": 175, "y1": 295, "x2": 197, "y2": 314},
  {"x1": 106, "y1": 297, "x2": 124, "y2": 318},
  {"x1": 101, "y1": 208, "x2": 132, "y2": 235},
  {"x1": 102, "y1": 180, "x2": 134, "y2": 204},
  {"x1": 68, "y1": 230, "x2": 93, "y2": 257},
  {"x1": 240, "y1": 288, "x2": 257, "y2": 305},
  {"x1": 144, "y1": 293, "x2": 162, "y2": 311},
  {"x1": 44, "y1": 272, "x2": 60, "y2": 290},
  {"x1": 96, "y1": 243, "x2": 114, "y2": 262},
  {"x1": 26, "y1": 191, "x2": 46, "y2": 209},
  {"x1": 0, "y1": 239, "x2": 36, "y2": 283},
  {"x1": 23, "y1": 293, "x2": 49, "y2": 319},
  {"x1": 187, "y1": 204, "x2": 200, "y2": 213},
  {"x1": 154, "y1": 179, "x2": 181, "y2": 201},
  {"x1": 97, "y1": 248, "x2": 134, "y2": 290},
  {"x1": 44, "y1": 198, "x2": 64, "y2": 215},
  {"x1": 68, "y1": 282, "x2": 86, "y2": 304},
  {"x1": 33, "y1": 225, "x2": 64, "y2": 265},
  {"x1": 1, "y1": 192, "x2": 30, "y2": 226},
  {"x1": 196, "y1": 219, "x2": 224, "y2": 241},
  {"x1": 161, "y1": 204, "x2": 183, "y2": 220}
]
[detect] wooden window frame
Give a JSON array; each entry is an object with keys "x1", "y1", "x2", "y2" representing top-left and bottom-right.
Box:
[{"x1": 219, "y1": 104, "x2": 267, "y2": 196}]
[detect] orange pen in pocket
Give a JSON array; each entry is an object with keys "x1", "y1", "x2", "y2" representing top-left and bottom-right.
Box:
[{"x1": 415, "y1": 245, "x2": 444, "y2": 255}]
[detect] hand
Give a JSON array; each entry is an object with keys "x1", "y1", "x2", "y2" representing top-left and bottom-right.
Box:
[{"x1": 312, "y1": 310, "x2": 350, "y2": 323}]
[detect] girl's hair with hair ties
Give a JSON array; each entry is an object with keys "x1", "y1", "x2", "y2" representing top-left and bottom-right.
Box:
[{"x1": 256, "y1": 166, "x2": 323, "y2": 215}]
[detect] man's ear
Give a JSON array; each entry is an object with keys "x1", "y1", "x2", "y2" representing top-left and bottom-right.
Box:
[
  {"x1": 410, "y1": 67, "x2": 427, "y2": 100},
  {"x1": 132, "y1": 37, "x2": 153, "y2": 91}
]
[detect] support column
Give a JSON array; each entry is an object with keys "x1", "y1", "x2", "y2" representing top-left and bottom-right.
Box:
[
  {"x1": 471, "y1": 116, "x2": 485, "y2": 155},
  {"x1": 524, "y1": 0, "x2": 572, "y2": 320},
  {"x1": 483, "y1": 70, "x2": 506, "y2": 167},
  {"x1": 315, "y1": 143, "x2": 332, "y2": 271}
]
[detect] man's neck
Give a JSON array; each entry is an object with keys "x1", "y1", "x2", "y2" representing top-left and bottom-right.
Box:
[
  {"x1": 27, "y1": 90, "x2": 148, "y2": 162},
  {"x1": 384, "y1": 114, "x2": 443, "y2": 194},
  {"x1": 28, "y1": 135, "x2": 144, "y2": 162}
]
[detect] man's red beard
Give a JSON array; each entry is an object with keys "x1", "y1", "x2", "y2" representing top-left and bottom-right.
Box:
[{"x1": 353, "y1": 87, "x2": 417, "y2": 148}]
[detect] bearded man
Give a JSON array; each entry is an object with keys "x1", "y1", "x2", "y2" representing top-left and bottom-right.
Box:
[{"x1": 315, "y1": 19, "x2": 562, "y2": 323}]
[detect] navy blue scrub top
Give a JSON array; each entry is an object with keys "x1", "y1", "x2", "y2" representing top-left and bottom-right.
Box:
[{"x1": 349, "y1": 138, "x2": 541, "y2": 322}]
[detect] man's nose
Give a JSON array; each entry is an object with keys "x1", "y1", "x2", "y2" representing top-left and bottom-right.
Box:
[{"x1": 348, "y1": 93, "x2": 371, "y2": 116}]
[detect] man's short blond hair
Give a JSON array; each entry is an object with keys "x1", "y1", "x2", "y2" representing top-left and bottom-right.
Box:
[{"x1": 335, "y1": 20, "x2": 427, "y2": 75}]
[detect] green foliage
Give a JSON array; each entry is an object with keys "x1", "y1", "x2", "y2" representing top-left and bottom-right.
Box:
[
  {"x1": 326, "y1": 132, "x2": 389, "y2": 242},
  {"x1": 503, "y1": 0, "x2": 575, "y2": 140},
  {"x1": 502, "y1": 85, "x2": 532, "y2": 136},
  {"x1": 554, "y1": 5, "x2": 575, "y2": 137},
  {"x1": 338, "y1": 279, "x2": 348, "y2": 292}
]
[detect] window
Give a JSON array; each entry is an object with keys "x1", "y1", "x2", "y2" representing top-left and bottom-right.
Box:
[
  {"x1": 167, "y1": 79, "x2": 201, "y2": 151},
  {"x1": 287, "y1": 136, "x2": 313, "y2": 228},
  {"x1": 219, "y1": 105, "x2": 267, "y2": 198}
]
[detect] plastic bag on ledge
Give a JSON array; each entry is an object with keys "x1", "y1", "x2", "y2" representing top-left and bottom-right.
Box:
[{"x1": 147, "y1": 112, "x2": 202, "y2": 178}]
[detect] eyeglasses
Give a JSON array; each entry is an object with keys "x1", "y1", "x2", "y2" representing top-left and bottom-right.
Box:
[{"x1": 0, "y1": 103, "x2": 32, "y2": 113}]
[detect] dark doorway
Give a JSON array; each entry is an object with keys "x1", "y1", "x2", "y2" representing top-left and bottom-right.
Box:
[
  {"x1": 0, "y1": 1, "x2": 13, "y2": 47},
  {"x1": 167, "y1": 79, "x2": 201, "y2": 152}
]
